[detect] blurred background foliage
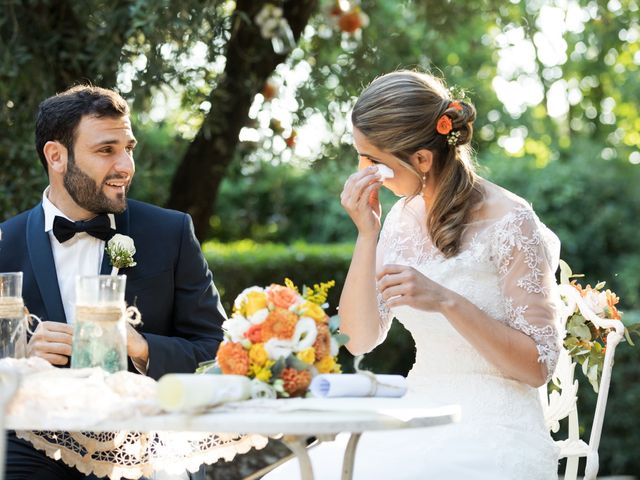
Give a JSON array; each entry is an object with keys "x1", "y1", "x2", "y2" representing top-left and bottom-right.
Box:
[{"x1": 2, "y1": 0, "x2": 639, "y2": 476}]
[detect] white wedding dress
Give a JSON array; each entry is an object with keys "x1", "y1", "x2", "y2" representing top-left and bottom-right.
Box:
[{"x1": 265, "y1": 182, "x2": 562, "y2": 479}]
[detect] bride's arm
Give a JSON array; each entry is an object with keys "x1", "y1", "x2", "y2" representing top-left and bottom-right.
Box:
[
  {"x1": 339, "y1": 233, "x2": 384, "y2": 355},
  {"x1": 338, "y1": 166, "x2": 389, "y2": 355}
]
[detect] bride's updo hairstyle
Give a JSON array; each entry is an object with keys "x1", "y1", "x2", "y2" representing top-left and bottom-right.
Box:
[{"x1": 351, "y1": 71, "x2": 482, "y2": 258}]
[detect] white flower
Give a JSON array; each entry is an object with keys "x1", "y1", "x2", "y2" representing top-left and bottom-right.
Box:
[
  {"x1": 291, "y1": 317, "x2": 317, "y2": 352},
  {"x1": 223, "y1": 314, "x2": 251, "y2": 343},
  {"x1": 250, "y1": 378, "x2": 278, "y2": 399},
  {"x1": 255, "y1": 3, "x2": 284, "y2": 39},
  {"x1": 330, "y1": 336, "x2": 339, "y2": 357},
  {"x1": 233, "y1": 286, "x2": 265, "y2": 313},
  {"x1": 106, "y1": 234, "x2": 137, "y2": 271},
  {"x1": 264, "y1": 338, "x2": 294, "y2": 360},
  {"x1": 248, "y1": 308, "x2": 269, "y2": 325},
  {"x1": 581, "y1": 289, "x2": 608, "y2": 317}
]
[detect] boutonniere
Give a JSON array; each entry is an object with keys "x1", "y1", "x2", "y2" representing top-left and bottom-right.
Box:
[{"x1": 106, "y1": 234, "x2": 137, "y2": 275}]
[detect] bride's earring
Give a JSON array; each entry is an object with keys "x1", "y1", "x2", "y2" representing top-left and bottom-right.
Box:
[{"x1": 421, "y1": 172, "x2": 427, "y2": 190}]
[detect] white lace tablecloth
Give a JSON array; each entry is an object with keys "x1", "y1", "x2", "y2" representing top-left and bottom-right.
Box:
[{"x1": 1, "y1": 358, "x2": 268, "y2": 479}]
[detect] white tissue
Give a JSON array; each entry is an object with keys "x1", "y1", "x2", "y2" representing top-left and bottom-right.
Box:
[{"x1": 376, "y1": 164, "x2": 395, "y2": 179}]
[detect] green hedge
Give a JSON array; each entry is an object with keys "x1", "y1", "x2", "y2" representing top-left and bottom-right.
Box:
[
  {"x1": 204, "y1": 241, "x2": 638, "y2": 475},
  {"x1": 203, "y1": 240, "x2": 353, "y2": 315}
]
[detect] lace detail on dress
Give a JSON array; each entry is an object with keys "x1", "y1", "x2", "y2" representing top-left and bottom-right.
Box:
[
  {"x1": 493, "y1": 208, "x2": 547, "y2": 296},
  {"x1": 376, "y1": 286, "x2": 391, "y2": 325},
  {"x1": 502, "y1": 297, "x2": 560, "y2": 382}
]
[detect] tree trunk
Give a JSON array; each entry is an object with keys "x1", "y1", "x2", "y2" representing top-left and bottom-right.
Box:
[{"x1": 166, "y1": 0, "x2": 317, "y2": 241}]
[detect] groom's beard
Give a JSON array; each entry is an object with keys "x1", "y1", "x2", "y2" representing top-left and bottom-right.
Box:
[{"x1": 63, "y1": 152, "x2": 130, "y2": 214}]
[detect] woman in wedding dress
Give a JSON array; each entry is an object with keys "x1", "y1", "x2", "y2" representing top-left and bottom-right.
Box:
[{"x1": 265, "y1": 71, "x2": 561, "y2": 479}]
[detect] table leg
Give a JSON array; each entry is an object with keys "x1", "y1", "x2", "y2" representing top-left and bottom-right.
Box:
[
  {"x1": 281, "y1": 435, "x2": 314, "y2": 480},
  {"x1": 341, "y1": 433, "x2": 361, "y2": 480},
  {"x1": 0, "y1": 368, "x2": 20, "y2": 480}
]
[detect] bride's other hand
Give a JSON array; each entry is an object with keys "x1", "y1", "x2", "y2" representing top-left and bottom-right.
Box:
[
  {"x1": 377, "y1": 264, "x2": 454, "y2": 312},
  {"x1": 340, "y1": 165, "x2": 383, "y2": 236}
]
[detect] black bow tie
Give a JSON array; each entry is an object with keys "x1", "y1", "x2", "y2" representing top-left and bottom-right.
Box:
[{"x1": 52, "y1": 214, "x2": 113, "y2": 243}]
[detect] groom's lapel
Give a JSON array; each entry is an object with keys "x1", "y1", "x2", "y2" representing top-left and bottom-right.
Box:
[
  {"x1": 100, "y1": 205, "x2": 131, "y2": 275},
  {"x1": 26, "y1": 204, "x2": 66, "y2": 323}
]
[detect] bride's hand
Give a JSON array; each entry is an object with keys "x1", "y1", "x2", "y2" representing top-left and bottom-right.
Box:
[
  {"x1": 377, "y1": 264, "x2": 454, "y2": 312},
  {"x1": 340, "y1": 166, "x2": 383, "y2": 236}
]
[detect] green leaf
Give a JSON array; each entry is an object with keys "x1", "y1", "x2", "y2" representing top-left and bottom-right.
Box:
[
  {"x1": 333, "y1": 332, "x2": 350, "y2": 346},
  {"x1": 271, "y1": 356, "x2": 286, "y2": 378},
  {"x1": 559, "y1": 259, "x2": 572, "y2": 285},
  {"x1": 286, "y1": 354, "x2": 311, "y2": 370},
  {"x1": 328, "y1": 314, "x2": 341, "y2": 332}
]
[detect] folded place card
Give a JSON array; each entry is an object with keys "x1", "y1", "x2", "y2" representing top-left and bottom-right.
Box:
[{"x1": 309, "y1": 373, "x2": 407, "y2": 398}]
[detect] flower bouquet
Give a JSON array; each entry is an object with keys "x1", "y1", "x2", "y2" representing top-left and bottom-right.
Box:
[
  {"x1": 558, "y1": 260, "x2": 638, "y2": 392},
  {"x1": 198, "y1": 279, "x2": 348, "y2": 398}
]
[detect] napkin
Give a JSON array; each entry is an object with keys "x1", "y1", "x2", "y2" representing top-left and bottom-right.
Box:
[
  {"x1": 309, "y1": 373, "x2": 407, "y2": 398},
  {"x1": 157, "y1": 374, "x2": 251, "y2": 412}
]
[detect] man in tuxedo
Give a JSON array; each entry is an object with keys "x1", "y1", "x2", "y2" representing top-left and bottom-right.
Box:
[{"x1": 0, "y1": 85, "x2": 226, "y2": 479}]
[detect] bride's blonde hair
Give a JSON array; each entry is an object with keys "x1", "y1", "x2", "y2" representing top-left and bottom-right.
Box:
[{"x1": 352, "y1": 71, "x2": 482, "y2": 258}]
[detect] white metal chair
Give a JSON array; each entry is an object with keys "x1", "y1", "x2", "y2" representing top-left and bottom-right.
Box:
[{"x1": 539, "y1": 284, "x2": 625, "y2": 480}]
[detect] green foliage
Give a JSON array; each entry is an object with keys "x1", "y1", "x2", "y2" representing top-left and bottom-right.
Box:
[
  {"x1": 203, "y1": 240, "x2": 353, "y2": 314},
  {"x1": 210, "y1": 159, "x2": 399, "y2": 243},
  {"x1": 483, "y1": 136, "x2": 640, "y2": 310}
]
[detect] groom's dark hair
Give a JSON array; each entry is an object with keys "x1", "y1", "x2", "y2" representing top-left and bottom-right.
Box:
[{"x1": 35, "y1": 85, "x2": 129, "y2": 174}]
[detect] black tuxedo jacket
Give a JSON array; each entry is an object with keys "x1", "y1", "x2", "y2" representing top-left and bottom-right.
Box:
[{"x1": 0, "y1": 199, "x2": 225, "y2": 379}]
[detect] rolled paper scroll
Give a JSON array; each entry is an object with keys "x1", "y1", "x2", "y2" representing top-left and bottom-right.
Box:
[
  {"x1": 376, "y1": 164, "x2": 395, "y2": 179},
  {"x1": 157, "y1": 374, "x2": 251, "y2": 412},
  {"x1": 309, "y1": 373, "x2": 407, "y2": 398}
]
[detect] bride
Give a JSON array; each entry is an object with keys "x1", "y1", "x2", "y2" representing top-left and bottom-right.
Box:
[{"x1": 266, "y1": 70, "x2": 561, "y2": 479}]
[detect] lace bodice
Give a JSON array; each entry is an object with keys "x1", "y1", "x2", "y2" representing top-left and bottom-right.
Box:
[{"x1": 375, "y1": 185, "x2": 562, "y2": 383}]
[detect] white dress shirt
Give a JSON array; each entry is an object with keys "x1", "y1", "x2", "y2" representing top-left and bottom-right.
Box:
[{"x1": 42, "y1": 188, "x2": 115, "y2": 324}]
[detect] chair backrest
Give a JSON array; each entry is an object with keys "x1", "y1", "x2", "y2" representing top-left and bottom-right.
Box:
[{"x1": 538, "y1": 284, "x2": 625, "y2": 480}]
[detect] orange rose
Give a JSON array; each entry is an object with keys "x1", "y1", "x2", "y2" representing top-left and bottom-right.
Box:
[
  {"x1": 436, "y1": 115, "x2": 453, "y2": 135},
  {"x1": 267, "y1": 284, "x2": 300, "y2": 309},
  {"x1": 216, "y1": 342, "x2": 249, "y2": 376},
  {"x1": 449, "y1": 101, "x2": 463, "y2": 111}
]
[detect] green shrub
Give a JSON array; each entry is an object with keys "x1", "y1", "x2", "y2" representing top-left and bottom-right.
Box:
[{"x1": 203, "y1": 240, "x2": 353, "y2": 315}]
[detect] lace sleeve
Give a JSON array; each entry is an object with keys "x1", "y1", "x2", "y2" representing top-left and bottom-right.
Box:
[{"x1": 491, "y1": 207, "x2": 562, "y2": 382}]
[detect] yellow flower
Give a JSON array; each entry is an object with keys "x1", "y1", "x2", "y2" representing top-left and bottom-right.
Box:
[
  {"x1": 296, "y1": 347, "x2": 316, "y2": 365},
  {"x1": 315, "y1": 355, "x2": 341, "y2": 374},
  {"x1": 249, "y1": 343, "x2": 269, "y2": 367},
  {"x1": 244, "y1": 291, "x2": 268, "y2": 317},
  {"x1": 249, "y1": 359, "x2": 275, "y2": 382},
  {"x1": 300, "y1": 301, "x2": 327, "y2": 323}
]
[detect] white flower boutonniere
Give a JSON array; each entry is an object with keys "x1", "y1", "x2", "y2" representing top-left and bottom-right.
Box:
[{"x1": 106, "y1": 234, "x2": 137, "y2": 275}]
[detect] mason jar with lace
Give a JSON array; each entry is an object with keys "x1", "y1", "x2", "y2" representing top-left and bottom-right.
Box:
[
  {"x1": 71, "y1": 275, "x2": 128, "y2": 373},
  {"x1": 0, "y1": 271, "x2": 27, "y2": 359}
]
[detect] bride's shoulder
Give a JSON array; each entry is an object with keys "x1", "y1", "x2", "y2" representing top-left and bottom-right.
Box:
[{"x1": 474, "y1": 178, "x2": 536, "y2": 224}]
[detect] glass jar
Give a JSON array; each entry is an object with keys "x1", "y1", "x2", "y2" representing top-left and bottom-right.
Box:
[
  {"x1": 71, "y1": 275, "x2": 127, "y2": 373},
  {"x1": 0, "y1": 272, "x2": 27, "y2": 359}
]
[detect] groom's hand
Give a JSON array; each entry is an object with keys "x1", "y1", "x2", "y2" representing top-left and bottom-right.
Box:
[{"x1": 27, "y1": 321, "x2": 73, "y2": 365}]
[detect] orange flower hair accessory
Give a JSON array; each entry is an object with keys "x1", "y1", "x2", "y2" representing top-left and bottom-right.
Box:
[{"x1": 436, "y1": 115, "x2": 453, "y2": 135}]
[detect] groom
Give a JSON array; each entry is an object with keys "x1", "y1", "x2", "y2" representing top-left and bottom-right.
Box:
[{"x1": 0, "y1": 85, "x2": 226, "y2": 479}]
